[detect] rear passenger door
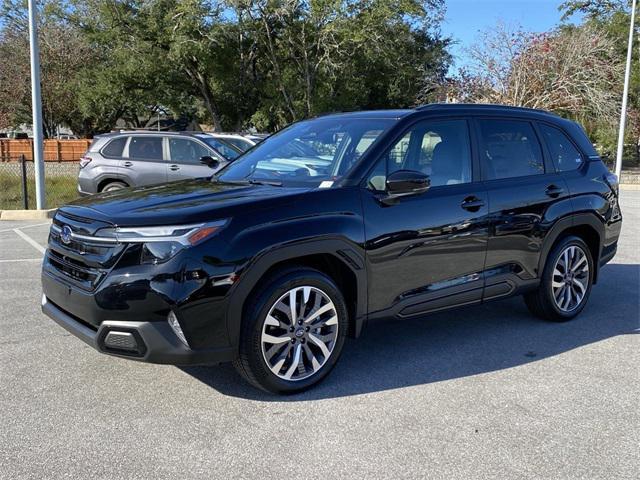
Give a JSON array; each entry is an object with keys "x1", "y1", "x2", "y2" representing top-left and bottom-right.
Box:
[
  {"x1": 124, "y1": 135, "x2": 168, "y2": 186},
  {"x1": 167, "y1": 137, "x2": 221, "y2": 182},
  {"x1": 474, "y1": 117, "x2": 571, "y2": 300}
]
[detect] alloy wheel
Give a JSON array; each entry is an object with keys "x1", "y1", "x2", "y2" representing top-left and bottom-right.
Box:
[
  {"x1": 552, "y1": 245, "x2": 590, "y2": 312},
  {"x1": 260, "y1": 286, "x2": 339, "y2": 381}
]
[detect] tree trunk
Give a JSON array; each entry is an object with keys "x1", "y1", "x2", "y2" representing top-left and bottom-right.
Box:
[{"x1": 184, "y1": 65, "x2": 222, "y2": 131}]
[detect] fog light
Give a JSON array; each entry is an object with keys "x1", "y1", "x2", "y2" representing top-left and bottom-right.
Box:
[
  {"x1": 168, "y1": 311, "x2": 189, "y2": 348},
  {"x1": 104, "y1": 331, "x2": 138, "y2": 351}
]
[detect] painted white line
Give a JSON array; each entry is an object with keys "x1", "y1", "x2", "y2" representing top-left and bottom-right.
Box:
[
  {"x1": 0, "y1": 258, "x2": 42, "y2": 263},
  {"x1": 19, "y1": 221, "x2": 51, "y2": 230},
  {"x1": 13, "y1": 228, "x2": 46, "y2": 255},
  {"x1": 0, "y1": 222, "x2": 50, "y2": 233}
]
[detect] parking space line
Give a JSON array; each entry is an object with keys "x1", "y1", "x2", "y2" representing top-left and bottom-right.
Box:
[
  {"x1": 13, "y1": 229, "x2": 46, "y2": 255},
  {"x1": 0, "y1": 222, "x2": 50, "y2": 233}
]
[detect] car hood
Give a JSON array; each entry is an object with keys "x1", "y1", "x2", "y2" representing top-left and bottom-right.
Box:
[{"x1": 61, "y1": 179, "x2": 309, "y2": 226}]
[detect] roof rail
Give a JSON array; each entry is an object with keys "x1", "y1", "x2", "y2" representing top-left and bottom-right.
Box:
[{"x1": 415, "y1": 103, "x2": 558, "y2": 116}]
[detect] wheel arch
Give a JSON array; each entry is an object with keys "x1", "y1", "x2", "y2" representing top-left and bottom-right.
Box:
[
  {"x1": 539, "y1": 213, "x2": 604, "y2": 284},
  {"x1": 226, "y1": 239, "x2": 367, "y2": 349},
  {"x1": 97, "y1": 177, "x2": 129, "y2": 192}
]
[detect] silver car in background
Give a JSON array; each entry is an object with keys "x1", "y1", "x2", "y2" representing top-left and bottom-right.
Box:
[{"x1": 77, "y1": 131, "x2": 243, "y2": 194}]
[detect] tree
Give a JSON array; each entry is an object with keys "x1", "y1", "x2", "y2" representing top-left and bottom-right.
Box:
[
  {"x1": 1, "y1": 0, "x2": 451, "y2": 134},
  {"x1": 0, "y1": 1, "x2": 106, "y2": 136},
  {"x1": 560, "y1": 0, "x2": 640, "y2": 161},
  {"x1": 443, "y1": 23, "x2": 624, "y2": 142}
]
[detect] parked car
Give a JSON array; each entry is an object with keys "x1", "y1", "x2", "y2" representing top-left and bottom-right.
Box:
[
  {"x1": 77, "y1": 131, "x2": 240, "y2": 194},
  {"x1": 244, "y1": 133, "x2": 269, "y2": 143},
  {"x1": 198, "y1": 133, "x2": 244, "y2": 159},
  {"x1": 42, "y1": 104, "x2": 622, "y2": 394},
  {"x1": 207, "y1": 133, "x2": 257, "y2": 152}
]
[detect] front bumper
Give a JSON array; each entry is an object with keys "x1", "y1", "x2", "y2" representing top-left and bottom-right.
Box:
[{"x1": 42, "y1": 295, "x2": 235, "y2": 366}]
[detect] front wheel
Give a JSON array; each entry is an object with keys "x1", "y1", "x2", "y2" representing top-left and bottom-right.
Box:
[
  {"x1": 525, "y1": 236, "x2": 593, "y2": 321},
  {"x1": 233, "y1": 267, "x2": 348, "y2": 394}
]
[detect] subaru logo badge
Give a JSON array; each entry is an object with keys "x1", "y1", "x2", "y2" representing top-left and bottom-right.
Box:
[{"x1": 60, "y1": 225, "x2": 72, "y2": 244}]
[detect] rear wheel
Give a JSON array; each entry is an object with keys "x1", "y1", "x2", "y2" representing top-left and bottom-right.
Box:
[
  {"x1": 233, "y1": 267, "x2": 348, "y2": 394},
  {"x1": 100, "y1": 181, "x2": 127, "y2": 193},
  {"x1": 525, "y1": 236, "x2": 593, "y2": 321}
]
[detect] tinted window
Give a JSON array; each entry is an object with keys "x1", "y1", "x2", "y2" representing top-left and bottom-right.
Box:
[
  {"x1": 367, "y1": 119, "x2": 472, "y2": 190},
  {"x1": 102, "y1": 137, "x2": 127, "y2": 158},
  {"x1": 478, "y1": 120, "x2": 544, "y2": 180},
  {"x1": 169, "y1": 138, "x2": 211, "y2": 164},
  {"x1": 128, "y1": 137, "x2": 163, "y2": 161},
  {"x1": 538, "y1": 124, "x2": 583, "y2": 171},
  {"x1": 201, "y1": 137, "x2": 241, "y2": 160}
]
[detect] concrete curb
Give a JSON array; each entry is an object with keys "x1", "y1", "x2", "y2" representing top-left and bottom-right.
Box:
[{"x1": 0, "y1": 209, "x2": 57, "y2": 220}]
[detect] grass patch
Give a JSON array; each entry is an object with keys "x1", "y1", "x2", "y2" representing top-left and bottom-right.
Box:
[{"x1": 0, "y1": 172, "x2": 79, "y2": 209}]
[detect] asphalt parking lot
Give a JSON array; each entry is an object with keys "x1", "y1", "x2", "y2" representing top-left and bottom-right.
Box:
[{"x1": 1, "y1": 192, "x2": 638, "y2": 480}]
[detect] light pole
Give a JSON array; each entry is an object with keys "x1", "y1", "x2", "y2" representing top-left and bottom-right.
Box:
[
  {"x1": 615, "y1": 0, "x2": 637, "y2": 179},
  {"x1": 27, "y1": 0, "x2": 45, "y2": 209}
]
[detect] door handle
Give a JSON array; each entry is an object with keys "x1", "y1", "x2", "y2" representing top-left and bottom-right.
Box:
[
  {"x1": 461, "y1": 196, "x2": 485, "y2": 212},
  {"x1": 545, "y1": 184, "x2": 564, "y2": 198},
  {"x1": 123, "y1": 161, "x2": 133, "y2": 167},
  {"x1": 169, "y1": 165, "x2": 180, "y2": 171}
]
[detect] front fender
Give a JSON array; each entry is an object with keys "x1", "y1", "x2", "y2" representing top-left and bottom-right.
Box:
[{"x1": 225, "y1": 236, "x2": 367, "y2": 349}]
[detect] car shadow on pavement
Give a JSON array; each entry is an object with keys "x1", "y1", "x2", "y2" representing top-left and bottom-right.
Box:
[{"x1": 181, "y1": 263, "x2": 639, "y2": 401}]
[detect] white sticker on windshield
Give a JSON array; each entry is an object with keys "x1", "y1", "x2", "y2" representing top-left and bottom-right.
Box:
[{"x1": 319, "y1": 181, "x2": 334, "y2": 189}]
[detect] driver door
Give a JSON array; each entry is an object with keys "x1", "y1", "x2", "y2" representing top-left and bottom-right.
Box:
[{"x1": 362, "y1": 118, "x2": 490, "y2": 318}]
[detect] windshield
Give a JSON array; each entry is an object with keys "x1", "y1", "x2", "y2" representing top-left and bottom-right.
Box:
[
  {"x1": 224, "y1": 137, "x2": 254, "y2": 151},
  {"x1": 199, "y1": 136, "x2": 242, "y2": 160},
  {"x1": 217, "y1": 117, "x2": 396, "y2": 187}
]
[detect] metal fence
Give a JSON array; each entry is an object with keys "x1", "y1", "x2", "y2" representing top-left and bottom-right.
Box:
[{"x1": 0, "y1": 156, "x2": 79, "y2": 210}]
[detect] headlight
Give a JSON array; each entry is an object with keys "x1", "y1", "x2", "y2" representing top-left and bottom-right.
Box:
[
  {"x1": 141, "y1": 241, "x2": 183, "y2": 264},
  {"x1": 95, "y1": 220, "x2": 228, "y2": 264}
]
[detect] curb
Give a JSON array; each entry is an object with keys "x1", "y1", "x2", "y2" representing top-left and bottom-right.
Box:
[
  {"x1": 0, "y1": 209, "x2": 57, "y2": 220},
  {"x1": 620, "y1": 184, "x2": 640, "y2": 191}
]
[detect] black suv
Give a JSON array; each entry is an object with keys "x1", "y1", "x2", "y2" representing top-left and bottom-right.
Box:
[{"x1": 41, "y1": 104, "x2": 622, "y2": 393}]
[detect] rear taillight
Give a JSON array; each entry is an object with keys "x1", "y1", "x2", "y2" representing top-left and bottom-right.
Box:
[{"x1": 79, "y1": 156, "x2": 92, "y2": 169}]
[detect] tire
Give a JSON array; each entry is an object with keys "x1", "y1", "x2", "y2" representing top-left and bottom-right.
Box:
[
  {"x1": 524, "y1": 235, "x2": 594, "y2": 322},
  {"x1": 100, "y1": 181, "x2": 127, "y2": 193},
  {"x1": 233, "y1": 267, "x2": 348, "y2": 394}
]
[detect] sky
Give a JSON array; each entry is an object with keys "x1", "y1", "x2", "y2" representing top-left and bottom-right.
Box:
[{"x1": 442, "y1": 0, "x2": 583, "y2": 71}]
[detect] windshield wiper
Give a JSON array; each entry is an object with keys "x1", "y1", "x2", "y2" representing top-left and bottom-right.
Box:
[
  {"x1": 247, "y1": 179, "x2": 283, "y2": 187},
  {"x1": 216, "y1": 178, "x2": 283, "y2": 187}
]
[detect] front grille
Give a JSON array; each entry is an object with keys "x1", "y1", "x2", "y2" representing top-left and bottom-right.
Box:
[
  {"x1": 45, "y1": 211, "x2": 125, "y2": 291},
  {"x1": 47, "y1": 250, "x2": 104, "y2": 288}
]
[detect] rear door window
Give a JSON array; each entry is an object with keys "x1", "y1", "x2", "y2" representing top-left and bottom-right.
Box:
[
  {"x1": 128, "y1": 136, "x2": 164, "y2": 161},
  {"x1": 477, "y1": 120, "x2": 544, "y2": 180},
  {"x1": 101, "y1": 137, "x2": 127, "y2": 158},
  {"x1": 538, "y1": 124, "x2": 584, "y2": 172}
]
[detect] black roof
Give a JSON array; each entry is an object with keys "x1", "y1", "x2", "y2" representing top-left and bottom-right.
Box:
[
  {"x1": 314, "y1": 109, "x2": 414, "y2": 120},
  {"x1": 314, "y1": 103, "x2": 564, "y2": 121},
  {"x1": 415, "y1": 102, "x2": 560, "y2": 117}
]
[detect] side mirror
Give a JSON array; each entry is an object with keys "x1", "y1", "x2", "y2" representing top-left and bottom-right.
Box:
[
  {"x1": 385, "y1": 170, "x2": 430, "y2": 197},
  {"x1": 200, "y1": 155, "x2": 220, "y2": 169}
]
